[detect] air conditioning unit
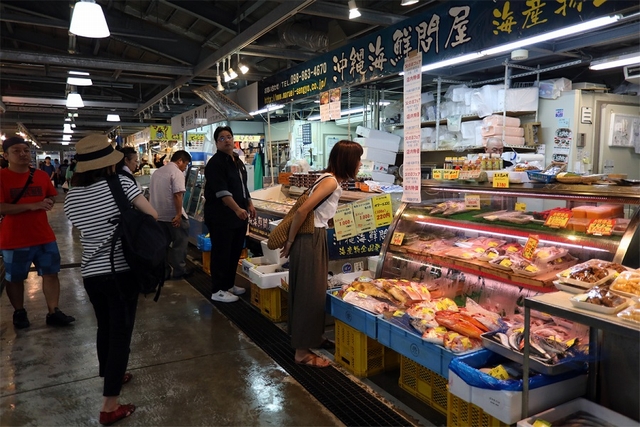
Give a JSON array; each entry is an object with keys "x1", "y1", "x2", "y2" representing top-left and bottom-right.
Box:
[{"x1": 624, "y1": 64, "x2": 640, "y2": 84}]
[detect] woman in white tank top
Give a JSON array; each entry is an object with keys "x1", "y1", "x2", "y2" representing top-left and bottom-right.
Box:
[{"x1": 281, "y1": 140, "x2": 363, "y2": 368}]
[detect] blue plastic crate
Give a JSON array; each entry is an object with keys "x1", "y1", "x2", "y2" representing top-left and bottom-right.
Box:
[
  {"x1": 197, "y1": 234, "x2": 211, "y2": 251},
  {"x1": 327, "y1": 291, "x2": 378, "y2": 339},
  {"x1": 526, "y1": 170, "x2": 556, "y2": 183},
  {"x1": 377, "y1": 314, "x2": 479, "y2": 379}
]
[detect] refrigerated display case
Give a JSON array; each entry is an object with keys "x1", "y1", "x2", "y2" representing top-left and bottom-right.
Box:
[{"x1": 184, "y1": 165, "x2": 207, "y2": 244}]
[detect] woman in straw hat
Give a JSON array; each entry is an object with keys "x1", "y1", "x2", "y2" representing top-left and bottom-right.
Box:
[{"x1": 64, "y1": 134, "x2": 157, "y2": 426}]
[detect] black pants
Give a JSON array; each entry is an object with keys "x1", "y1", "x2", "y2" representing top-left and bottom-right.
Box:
[
  {"x1": 206, "y1": 221, "x2": 245, "y2": 293},
  {"x1": 84, "y1": 272, "x2": 139, "y2": 397}
]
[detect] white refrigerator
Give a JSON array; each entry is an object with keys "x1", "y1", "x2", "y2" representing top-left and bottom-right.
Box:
[{"x1": 538, "y1": 90, "x2": 640, "y2": 179}]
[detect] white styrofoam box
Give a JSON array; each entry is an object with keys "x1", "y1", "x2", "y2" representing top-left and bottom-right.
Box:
[
  {"x1": 361, "y1": 159, "x2": 389, "y2": 173},
  {"x1": 481, "y1": 125, "x2": 525, "y2": 137},
  {"x1": 248, "y1": 263, "x2": 289, "y2": 289},
  {"x1": 471, "y1": 374, "x2": 587, "y2": 425},
  {"x1": 241, "y1": 256, "x2": 267, "y2": 275},
  {"x1": 448, "y1": 371, "x2": 472, "y2": 403},
  {"x1": 497, "y1": 87, "x2": 539, "y2": 112},
  {"x1": 250, "y1": 184, "x2": 287, "y2": 202},
  {"x1": 516, "y1": 398, "x2": 636, "y2": 427},
  {"x1": 362, "y1": 146, "x2": 398, "y2": 165},
  {"x1": 483, "y1": 115, "x2": 521, "y2": 127},
  {"x1": 360, "y1": 136, "x2": 401, "y2": 153},
  {"x1": 338, "y1": 270, "x2": 373, "y2": 285},
  {"x1": 268, "y1": 219, "x2": 282, "y2": 232},
  {"x1": 421, "y1": 92, "x2": 435, "y2": 103},
  {"x1": 482, "y1": 136, "x2": 526, "y2": 146},
  {"x1": 260, "y1": 240, "x2": 288, "y2": 265},
  {"x1": 369, "y1": 171, "x2": 395, "y2": 184},
  {"x1": 356, "y1": 126, "x2": 401, "y2": 146},
  {"x1": 367, "y1": 255, "x2": 380, "y2": 274},
  {"x1": 460, "y1": 120, "x2": 482, "y2": 139}
]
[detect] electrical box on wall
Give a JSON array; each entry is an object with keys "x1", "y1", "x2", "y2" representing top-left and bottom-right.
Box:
[{"x1": 577, "y1": 133, "x2": 586, "y2": 147}]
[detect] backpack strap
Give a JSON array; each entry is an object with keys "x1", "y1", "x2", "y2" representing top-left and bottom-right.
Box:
[
  {"x1": 11, "y1": 167, "x2": 35, "y2": 204},
  {"x1": 308, "y1": 175, "x2": 333, "y2": 211},
  {"x1": 106, "y1": 175, "x2": 130, "y2": 299},
  {"x1": 106, "y1": 175, "x2": 130, "y2": 214}
]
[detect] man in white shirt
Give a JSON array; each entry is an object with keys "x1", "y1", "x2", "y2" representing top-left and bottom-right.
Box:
[{"x1": 149, "y1": 150, "x2": 192, "y2": 279}]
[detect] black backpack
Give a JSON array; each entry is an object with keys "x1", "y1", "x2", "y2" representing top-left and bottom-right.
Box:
[{"x1": 107, "y1": 175, "x2": 167, "y2": 301}]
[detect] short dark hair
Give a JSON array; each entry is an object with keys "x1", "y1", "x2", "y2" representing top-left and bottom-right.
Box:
[
  {"x1": 171, "y1": 150, "x2": 192, "y2": 163},
  {"x1": 121, "y1": 146, "x2": 137, "y2": 161},
  {"x1": 325, "y1": 140, "x2": 363, "y2": 181},
  {"x1": 71, "y1": 165, "x2": 117, "y2": 187},
  {"x1": 214, "y1": 126, "x2": 233, "y2": 142}
]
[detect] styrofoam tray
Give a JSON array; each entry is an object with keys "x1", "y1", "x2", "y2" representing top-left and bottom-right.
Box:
[
  {"x1": 553, "y1": 280, "x2": 590, "y2": 294},
  {"x1": 569, "y1": 293, "x2": 630, "y2": 314},
  {"x1": 517, "y1": 397, "x2": 636, "y2": 427},
  {"x1": 556, "y1": 268, "x2": 616, "y2": 288}
]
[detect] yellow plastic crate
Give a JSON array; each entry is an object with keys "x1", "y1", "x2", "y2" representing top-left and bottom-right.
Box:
[
  {"x1": 202, "y1": 251, "x2": 211, "y2": 274},
  {"x1": 334, "y1": 320, "x2": 399, "y2": 377},
  {"x1": 398, "y1": 355, "x2": 448, "y2": 415},
  {"x1": 447, "y1": 392, "x2": 509, "y2": 427},
  {"x1": 250, "y1": 283, "x2": 288, "y2": 322}
]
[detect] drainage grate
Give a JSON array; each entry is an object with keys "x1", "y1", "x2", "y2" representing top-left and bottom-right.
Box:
[{"x1": 187, "y1": 268, "x2": 415, "y2": 427}]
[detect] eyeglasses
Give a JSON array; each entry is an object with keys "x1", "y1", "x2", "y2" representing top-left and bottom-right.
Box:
[{"x1": 217, "y1": 135, "x2": 233, "y2": 142}]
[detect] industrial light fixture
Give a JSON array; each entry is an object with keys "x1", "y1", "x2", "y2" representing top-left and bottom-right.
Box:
[
  {"x1": 590, "y1": 52, "x2": 640, "y2": 70},
  {"x1": 401, "y1": 0, "x2": 418, "y2": 5},
  {"x1": 227, "y1": 56, "x2": 238, "y2": 80},
  {"x1": 69, "y1": 70, "x2": 90, "y2": 76},
  {"x1": 69, "y1": 0, "x2": 110, "y2": 38},
  {"x1": 249, "y1": 104, "x2": 285, "y2": 116},
  {"x1": 348, "y1": 0, "x2": 361, "y2": 19},
  {"x1": 63, "y1": 123, "x2": 74, "y2": 133},
  {"x1": 67, "y1": 76, "x2": 93, "y2": 86},
  {"x1": 63, "y1": 134, "x2": 72, "y2": 141},
  {"x1": 66, "y1": 92, "x2": 84, "y2": 108},
  {"x1": 106, "y1": 114, "x2": 120, "y2": 122},
  {"x1": 223, "y1": 58, "x2": 231, "y2": 82},
  {"x1": 237, "y1": 53, "x2": 249, "y2": 74},
  {"x1": 216, "y1": 63, "x2": 224, "y2": 91}
]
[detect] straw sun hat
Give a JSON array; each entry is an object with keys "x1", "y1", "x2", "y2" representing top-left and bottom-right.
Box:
[{"x1": 74, "y1": 134, "x2": 123, "y2": 173}]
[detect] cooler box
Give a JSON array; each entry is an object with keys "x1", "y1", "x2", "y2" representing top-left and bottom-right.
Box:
[
  {"x1": 516, "y1": 398, "x2": 636, "y2": 427},
  {"x1": 260, "y1": 240, "x2": 288, "y2": 265}
]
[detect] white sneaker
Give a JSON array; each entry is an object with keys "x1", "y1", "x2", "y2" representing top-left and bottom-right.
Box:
[
  {"x1": 211, "y1": 290, "x2": 239, "y2": 303},
  {"x1": 228, "y1": 285, "x2": 246, "y2": 295}
]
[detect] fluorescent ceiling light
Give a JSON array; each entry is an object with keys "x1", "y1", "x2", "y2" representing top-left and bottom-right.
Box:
[
  {"x1": 422, "y1": 52, "x2": 485, "y2": 72},
  {"x1": 590, "y1": 52, "x2": 640, "y2": 70},
  {"x1": 249, "y1": 104, "x2": 285, "y2": 116},
  {"x1": 69, "y1": 0, "x2": 110, "y2": 38},
  {"x1": 481, "y1": 15, "x2": 620, "y2": 56},
  {"x1": 66, "y1": 92, "x2": 84, "y2": 108},
  {"x1": 63, "y1": 124, "x2": 74, "y2": 133},
  {"x1": 67, "y1": 76, "x2": 93, "y2": 86},
  {"x1": 63, "y1": 134, "x2": 72, "y2": 141},
  {"x1": 68, "y1": 70, "x2": 90, "y2": 76},
  {"x1": 62, "y1": 141, "x2": 70, "y2": 146},
  {"x1": 348, "y1": 0, "x2": 361, "y2": 19},
  {"x1": 106, "y1": 114, "x2": 120, "y2": 122},
  {"x1": 401, "y1": 0, "x2": 418, "y2": 5}
]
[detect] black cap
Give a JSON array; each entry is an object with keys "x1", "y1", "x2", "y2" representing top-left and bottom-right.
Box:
[{"x1": 2, "y1": 136, "x2": 28, "y2": 152}]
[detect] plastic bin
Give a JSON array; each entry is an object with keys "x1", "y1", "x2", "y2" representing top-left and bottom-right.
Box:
[
  {"x1": 202, "y1": 251, "x2": 211, "y2": 274},
  {"x1": 448, "y1": 392, "x2": 508, "y2": 427},
  {"x1": 250, "y1": 283, "x2": 288, "y2": 322},
  {"x1": 327, "y1": 291, "x2": 378, "y2": 338},
  {"x1": 197, "y1": 234, "x2": 211, "y2": 251},
  {"x1": 334, "y1": 320, "x2": 398, "y2": 377},
  {"x1": 248, "y1": 263, "x2": 288, "y2": 289},
  {"x1": 517, "y1": 397, "x2": 636, "y2": 427},
  {"x1": 398, "y1": 355, "x2": 449, "y2": 415}
]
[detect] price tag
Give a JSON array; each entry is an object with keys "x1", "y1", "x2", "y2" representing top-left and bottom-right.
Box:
[
  {"x1": 391, "y1": 232, "x2": 405, "y2": 246},
  {"x1": 352, "y1": 198, "x2": 376, "y2": 234},
  {"x1": 432, "y1": 169, "x2": 444, "y2": 180},
  {"x1": 444, "y1": 169, "x2": 460, "y2": 180},
  {"x1": 515, "y1": 202, "x2": 527, "y2": 212},
  {"x1": 393, "y1": 310, "x2": 405, "y2": 317},
  {"x1": 372, "y1": 194, "x2": 393, "y2": 227},
  {"x1": 493, "y1": 172, "x2": 510, "y2": 188},
  {"x1": 532, "y1": 419, "x2": 552, "y2": 427},
  {"x1": 464, "y1": 194, "x2": 481, "y2": 210},
  {"x1": 544, "y1": 211, "x2": 571, "y2": 229},
  {"x1": 586, "y1": 219, "x2": 614, "y2": 236},
  {"x1": 522, "y1": 235, "x2": 539, "y2": 260},
  {"x1": 333, "y1": 204, "x2": 356, "y2": 241},
  {"x1": 488, "y1": 365, "x2": 510, "y2": 381}
]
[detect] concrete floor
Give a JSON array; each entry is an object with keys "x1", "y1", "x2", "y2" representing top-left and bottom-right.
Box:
[{"x1": 0, "y1": 192, "x2": 342, "y2": 426}]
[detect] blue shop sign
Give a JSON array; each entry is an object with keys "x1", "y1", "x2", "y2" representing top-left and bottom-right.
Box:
[
  {"x1": 259, "y1": 0, "x2": 634, "y2": 108},
  {"x1": 327, "y1": 225, "x2": 388, "y2": 259}
]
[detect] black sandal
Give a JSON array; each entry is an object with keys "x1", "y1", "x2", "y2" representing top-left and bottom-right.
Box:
[{"x1": 319, "y1": 339, "x2": 335, "y2": 350}]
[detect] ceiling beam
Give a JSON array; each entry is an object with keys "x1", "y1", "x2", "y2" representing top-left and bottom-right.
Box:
[
  {"x1": 241, "y1": 45, "x2": 317, "y2": 61},
  {"x1": 300, "y1": 1, "x2": 407, "y2": 26},
  {"x1": 2, "y1": 96, "x2": 140, "y2": 109}
]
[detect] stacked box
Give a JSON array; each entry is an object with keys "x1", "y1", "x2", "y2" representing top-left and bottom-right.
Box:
[
  {"x1": 398, "y1": 355, "x2": 449, "y2": 415},
  {"x1": 250, "y1": 283, "x2": 288, "y2": 322},
  {"x1": 334, "y1": 320, "x2": 399, "y2": 377},
  {"x1": 202, "y1": 251, "x2": 211, "y2": 274}
]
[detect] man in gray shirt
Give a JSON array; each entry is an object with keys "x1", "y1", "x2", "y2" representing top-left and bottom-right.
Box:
[{"x1": 149, "y1": 150, "x2": 192, "y2": 279}]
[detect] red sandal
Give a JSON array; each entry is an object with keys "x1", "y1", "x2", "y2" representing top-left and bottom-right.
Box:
[
  {"x1": 122, "y1": 372, "x2": 133, "y2": 385},
  {"x1": 99, "y1": 404, "x2": 136, "y2": 426}
]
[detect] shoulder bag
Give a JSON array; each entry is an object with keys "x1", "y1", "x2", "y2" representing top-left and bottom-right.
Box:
[{"x1": 267, "y1": 176, "x2": 332, "y2": 250}]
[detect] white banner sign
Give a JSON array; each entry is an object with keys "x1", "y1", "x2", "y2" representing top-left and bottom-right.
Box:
[
  {"x1": 402, "y1": 52, "x2": 422, "y2": 204},
  {"x1": 171, "y1": 104, "x2": 226, "y2": 133}
]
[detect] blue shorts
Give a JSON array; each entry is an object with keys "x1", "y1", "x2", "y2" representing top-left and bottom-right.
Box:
[{"x1": 2, "y1": 242, "x2": 61, "y2": 282}]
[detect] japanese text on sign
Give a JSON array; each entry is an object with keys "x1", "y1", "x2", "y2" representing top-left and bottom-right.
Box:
[
  {"x1": 372, "y1": 194, "x2": 394, "y2": 228},
  {"x1": 334, "y1": 204, "x2": 357, "y2": 241},
  {"x1": 544, "y1": 211, "x2": 571, "y2": 229},
  {"x1": 522, "y1": 235, "x2": 539, "y2": 260},
  {"x1": 587, "y1": 219, "x2": 614, "y2": 236},
  {"x1": 493, "y1": 172, "x2": 510, "y2": 188},
  {"x1": 391, "y1": 232, "x2": 405, "y2": 246},
  {"x1": 352, "y1": 199, "x2": 376, "y2": 234},
  {"x1": 464, "y1": 194, "x2": 481, "y2": 210}
]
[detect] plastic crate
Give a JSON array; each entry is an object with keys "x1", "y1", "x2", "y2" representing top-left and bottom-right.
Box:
[
  {"x1": 202, "y1": 251, "x2": 211, "y2": 274},
  {"x1": 526, "y1": 170, "x2": 556, "y2": 183},
  {"x1": 197, "y1": 234, "x2": 211, "y2": 251},
  {"x1": 334, "y1": 320, "x2": 399, "y2": 377},
  {"x1": 250, "y1": 283, "x2": 288, "y2": 322},
  {"x1": 398, "y1": 355, "x2": 448, "y2": 415},
  {"x1": 448, "y1": 392, "x2": 509, "y2": 427},
  {"x1": 327, "y1": 291, "x2": 378, "y2": 339}
]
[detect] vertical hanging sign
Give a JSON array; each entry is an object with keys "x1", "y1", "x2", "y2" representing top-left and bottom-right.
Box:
[{"x1": 402, "y1": 51, "x2": 422, "y2": 204}]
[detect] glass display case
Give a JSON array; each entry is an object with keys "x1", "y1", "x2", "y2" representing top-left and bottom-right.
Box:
[{"x1": 184, "y1": 165, "x2": 207, "y2": 243}]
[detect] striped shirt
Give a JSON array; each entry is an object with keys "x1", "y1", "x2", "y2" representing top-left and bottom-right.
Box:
[{"x1": 64, "y1": 175, "x2": 141, "y2": 278}]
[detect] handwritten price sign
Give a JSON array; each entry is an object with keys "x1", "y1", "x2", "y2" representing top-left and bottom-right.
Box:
[
  {"x1": 372, "y1": 194, "x2": 393, "y2": 228},
  {"x1": 352, "y1": 198, "x2": 376, "y2": 234},
  {"x1": 544, "y1": 211, "x2": 571, "y2": 229},
  {"x1": 522, "y1": 235, "x2": 539, "y2": 260},
  {"x1": 432, "y1": 169, "x2": 444, "y2": 180},
  {"x1": 464, "y1": 194, "x2": 481, "y2": 210},
  {"x1": 444, "y1": 169, "x2": 460, "y2": 180},
  {"x1": 515, "y1": 202, "x2": 527, "y2": 212},
  {"x1": 333, "y1": 204, "x2": 356, "y2": 241},
  {"x1": 391, "y1": 232, "x2": 405, "y2": 246},
  {"x1": 493, "y1": 172, "x2": 510, "y2": 188},
  {"x1": 587, "y1": 219, "x2": 614, "y2": 236}
]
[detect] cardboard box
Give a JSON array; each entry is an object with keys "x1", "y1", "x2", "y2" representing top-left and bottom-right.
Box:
[
  {"x1": 522, "y1": 122, "x2": 541, "y2": 146},
  {"x1": 361, "y1": 159, "x2": 389, "y2": 173},
  {"x1": 362, "y1": 146, "x2": 398, "y2": 165},
  {"x1": 369, "y1": 171, "x2": 395, "y2": 184},
  {"x1": 517, "y1": 398, "x2": 635, "y2": 427}
]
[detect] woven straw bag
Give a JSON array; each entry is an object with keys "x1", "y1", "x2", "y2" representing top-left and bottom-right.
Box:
[{"x1": 267, "y1": 176, "x2": 331, "y2": 250}]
